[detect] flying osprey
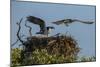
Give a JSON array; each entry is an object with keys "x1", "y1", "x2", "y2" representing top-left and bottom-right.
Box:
[
  {"x1": 52, "y1": 19, "x2": 94, "y2": 26},
  {"x1": 26, "y1": 16, "x2": 54, "y2": 36},
  {"x1": 26, "y1": 16, "x2": 94, "y2": 36}
]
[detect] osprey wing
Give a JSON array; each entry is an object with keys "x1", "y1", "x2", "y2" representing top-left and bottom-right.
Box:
[
  {"x1": 73, "y1": 19, "x2": 94, "y2": 24},
  {"x1": 52, "y1": 19, "x2": 65, "y2": 25},
  {"x1": 27, "y1": 16, "x2": 46, "y2": 31}
]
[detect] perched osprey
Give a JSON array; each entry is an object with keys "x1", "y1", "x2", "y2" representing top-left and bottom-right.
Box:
[
  {"x1": 36, "y1": 26, "x2": 54, "y2": 37},
  {"x1": 52, "y1": 19, "x2": 94, "y2": 26},
  {"x1": 26, "y1": 16, "x2": 54, "y2": 36}
]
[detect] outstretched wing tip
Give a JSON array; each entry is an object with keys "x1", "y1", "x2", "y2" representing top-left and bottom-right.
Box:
[{"x1": 86, "y1": 21, "x2": 94, "y2": 24}]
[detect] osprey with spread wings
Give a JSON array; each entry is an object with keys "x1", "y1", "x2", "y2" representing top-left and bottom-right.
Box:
[
  {"x1": 52, "y1": 19, "x2": 94, "y2": 26},
  {"x1": 26, "y1": 16, "x2": 94, "y2": 36}
]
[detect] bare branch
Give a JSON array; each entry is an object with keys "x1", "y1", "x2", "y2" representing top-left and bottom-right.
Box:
[
  {"x1": 25, "y1": 20, "x2": 32, "y2": 37},
  {"x1": 16, "y1": 18, "x2": 24, "y2": 45},
  {"x1": 11, "y1": 35, "x2": 25, "y2": 47}
]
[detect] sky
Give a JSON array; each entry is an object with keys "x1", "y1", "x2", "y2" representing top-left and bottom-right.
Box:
[{"x1": 11, "y1": 1, "x2": 96, "y2": 57}]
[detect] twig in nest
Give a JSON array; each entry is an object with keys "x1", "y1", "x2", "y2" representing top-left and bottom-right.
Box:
[{"x1": 48, "y1": 40, "x2": 56, "y2": 45}]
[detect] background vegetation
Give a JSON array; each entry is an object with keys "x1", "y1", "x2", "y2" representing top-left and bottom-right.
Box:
[{"x1": 11, "y1": 35, "x2": 96, "y2": 67}]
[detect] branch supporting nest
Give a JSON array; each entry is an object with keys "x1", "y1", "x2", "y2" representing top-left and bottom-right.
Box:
[
  {"x1": 11, "y1": 35, "x2": 25, "y2": 47},
  {"x1": 16, "y1": 18, "x2": 24, "y2": 45}
]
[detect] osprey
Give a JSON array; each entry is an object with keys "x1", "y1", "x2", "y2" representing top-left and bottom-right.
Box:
[
  {"x1": 26, "y1": 16, "x2": 94, "y2": 36},
  {"x1": 26, "y1": 16, "x2": 54, "y2": 37},
  {"x1": 52, "y1": 19, "x2": 94, "y2": 26},
  {"x1": 36, "y1": 26, "x2": 54, "y2": 36}
]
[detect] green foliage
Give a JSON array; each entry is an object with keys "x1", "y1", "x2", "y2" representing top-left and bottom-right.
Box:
[
  {"x1": 79, "y1": 56, "x2": 96, "y2": 62},
  {"x1": 11, "y1": 48, "x2": 77, "y2": 66},
  {"x1": 11, "y1": 48, "x2": 22, "y2": 67},
  {"x1": 30, "y1": 49, "x2": 77, "y2": 64},
  {"x1": 11, "y1": 48, "x2": 96, "y2": 66}
]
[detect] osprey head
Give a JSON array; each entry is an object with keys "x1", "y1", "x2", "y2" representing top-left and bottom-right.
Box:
[{"x1": 46, "y1": 26, "x2": 55, "y2": 32}]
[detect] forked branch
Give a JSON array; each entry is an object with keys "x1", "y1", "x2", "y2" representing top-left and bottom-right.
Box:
[{"x1": 16, "y1": 18, "x2": 24, "y2": 45}]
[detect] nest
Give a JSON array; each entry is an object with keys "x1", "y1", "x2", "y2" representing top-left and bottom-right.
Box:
[{"x1": 22, "y1": 35, "x2": 80, "y2": 57}]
